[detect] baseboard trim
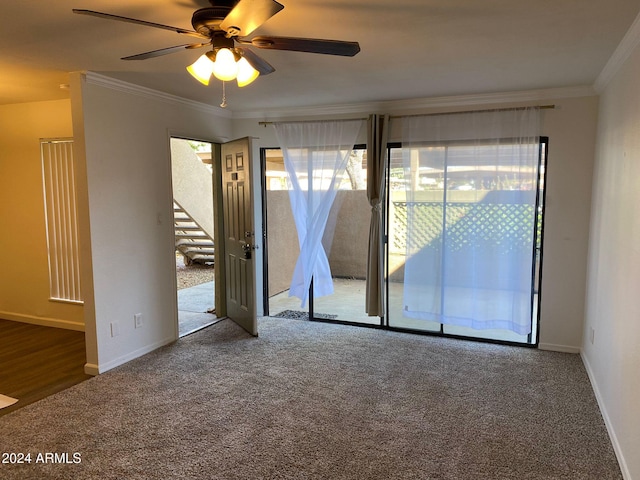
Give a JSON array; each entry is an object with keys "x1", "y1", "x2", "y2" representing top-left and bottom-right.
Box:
[
  {"x1": 0, "y1": 311, "x2": 84, "y2": 332},
  {"x1": 89, "y1": 336, "x2": 176, "y2": 375},
  {"x1": 580, "y1": 351, "x2": 631, "y2": 479},
  {"x1": 538, "y1": 342, "x2": 580, "y2": 353}
]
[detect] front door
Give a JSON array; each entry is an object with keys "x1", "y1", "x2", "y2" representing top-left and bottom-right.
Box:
[{"x1": 221, "y1": 137, "x2": 257, "y2": 335}]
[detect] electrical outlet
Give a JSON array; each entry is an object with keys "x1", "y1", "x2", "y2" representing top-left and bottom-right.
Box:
[
  {"x1": 134, "y1": 313, "x2": 143, "y2": 329},
  {"x1": 110, "y1": 321, "x2": 120, "y2": 337}
]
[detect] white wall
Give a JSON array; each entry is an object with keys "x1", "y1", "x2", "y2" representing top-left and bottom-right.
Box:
[
  {"x1": 71, "y1": 73, "x2": 232, "y2": 374},
  {"x1": 582, "y1": 38, "x2": 640, "y2": 480},
  {"x1": 232, "y1": 93, "x2": 598, "y2": 352},
  {"x1": 538, "y1": 97, "x2": 598, "y2": 351}
]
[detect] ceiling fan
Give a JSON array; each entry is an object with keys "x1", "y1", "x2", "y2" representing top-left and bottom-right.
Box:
[{"x1": 72, "y1": 0, "x2": 360, "y2": 88}]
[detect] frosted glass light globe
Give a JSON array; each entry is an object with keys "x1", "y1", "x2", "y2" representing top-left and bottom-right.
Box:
[{"x1": 212, "y1": 48, "x2": 238, "y2": 81}]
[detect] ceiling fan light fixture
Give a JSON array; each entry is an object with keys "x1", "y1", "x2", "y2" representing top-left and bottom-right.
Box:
[
  {"x1": 186, "y1": 53, "x2": 215, "y2": 85},
  {"x1": 75, "y1": 2, "x2": 361, "y2": 96},
  {"x1": 236, "y1": 57, "x2": 260, "y2": 87},
  {"x1": 212, "y1": 48, "x2": 239, "y2": 82}
]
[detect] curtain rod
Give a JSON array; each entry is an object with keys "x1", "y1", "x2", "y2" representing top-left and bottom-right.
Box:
[
  {"x1": 258, "y1": 117, "x2": 367, "y2": 127},
  {"x1": 257, "y1": 105, "x2": 555, "y2": 126}
]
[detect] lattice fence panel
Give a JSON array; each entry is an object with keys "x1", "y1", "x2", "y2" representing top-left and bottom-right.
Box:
[{"x1": 391, "y1": 202, "x2": 537, "y2": 255}]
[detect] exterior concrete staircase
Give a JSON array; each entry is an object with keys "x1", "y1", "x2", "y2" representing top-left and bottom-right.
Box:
[
  {"x1": 171, "y1": 138, "x2": 215, "y2": 266},
  {"x1": 174, "y1": 202, "x2": 215, "y2": 265}
]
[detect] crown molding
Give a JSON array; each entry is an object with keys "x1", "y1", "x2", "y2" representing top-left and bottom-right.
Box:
[
  {"x1": 231, "y1": 85, "x2": 596, "y2": 120},
  {"x1": 594, "y1": 11, "x2": 640, "y2": 92},
  {"x1": 84, "y1": 72, "x2": 232, "y2": 118},
  {"x1": 80, "y1": 71, "x2": 595, "y2": 121}
]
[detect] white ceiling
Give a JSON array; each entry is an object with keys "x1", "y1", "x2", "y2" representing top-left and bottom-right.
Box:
[{"x1": 1, "y1": 0, "x2": 639, "y2": 114}]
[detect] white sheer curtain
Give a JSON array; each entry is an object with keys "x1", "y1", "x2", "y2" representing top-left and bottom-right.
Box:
[
  {"x1": 401, "y1": 108, "x2": 541, "y2": 335},
  {"x1": 274, "y1": 120, "x2": 363, "y2": 307}
]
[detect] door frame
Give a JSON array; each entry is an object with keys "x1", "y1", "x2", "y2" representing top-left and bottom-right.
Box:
[
  {"x1": 168, "y1": 136, "x2": 265, "y2": 336},
  {"x1": 168, "y1": 136, "x2": 223, "y2": 337}
]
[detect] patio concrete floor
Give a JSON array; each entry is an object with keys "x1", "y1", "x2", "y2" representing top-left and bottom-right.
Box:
[
  {"x1": 178, "y1": 281, "x2": 219, "y2": 337},
  {"x1": 268, "y1": 277, "x2": 537, "y2": 344},
  {"x1": 179, "y1": 278, "x2": 537, "y2": 344}
]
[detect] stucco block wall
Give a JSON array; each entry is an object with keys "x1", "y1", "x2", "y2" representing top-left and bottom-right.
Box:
[
  {"x1": 0, "y1": 99, "x2": 84, "y2": 330},
  {"x1": 326, "y1": 191, "x2": 370, "y2": 279},
  {"x1": 265, "y1": 191, "x2": 298, "y2": 295},
  {"x1": 266, "y1": 190, "x2": 370, "y2": 297}
]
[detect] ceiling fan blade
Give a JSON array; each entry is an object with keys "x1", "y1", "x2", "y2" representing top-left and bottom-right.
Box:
[
  {"x1": 220, "y1": 0, "x2": 284, "y2": 37},
  {"x1": 237, "y1": 47, "x2": 275, "y2": 75},
  {"x1": 246, "y1": 36, "x2": 360, "y2": 56},
  {"x1": 72, "y1": 9, "x2": 208, "y2": 39},
  {"x1": 175, "y1": 0, "x2": 212, "y2": 7},
  {"x1": 122, "y1": 43, "x2": 210, "y2": 60}
]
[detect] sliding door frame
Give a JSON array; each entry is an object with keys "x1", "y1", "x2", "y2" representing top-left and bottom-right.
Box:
[
  {"x1": 306, "y1": 144, "x2": 385, "y2": 328},
  {"x1": 384, "y1": 137, "x2": 549, "y2": 347},
  {"x1": 262, "y1": 137, "x2": 549, "y2": 348}
]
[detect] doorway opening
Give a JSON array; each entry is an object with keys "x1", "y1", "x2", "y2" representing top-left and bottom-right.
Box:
[
  {"x1": 262, "y1": 147, "x2": 375, "y2": 325},
  {"x1": 170, "y1": 137, "x2": 219, "y2": 337}
]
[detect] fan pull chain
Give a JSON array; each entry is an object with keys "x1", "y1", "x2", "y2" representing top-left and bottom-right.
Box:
[{"x1": 220, "y1": 81, "x2": 228, "y2": 108}]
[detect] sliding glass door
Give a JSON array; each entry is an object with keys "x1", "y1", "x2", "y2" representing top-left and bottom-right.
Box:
[
  {"x1": 263, "y1": 146, "x2": 377, "y2": 325},
  {"x1": 262, "y1": 113, "x2": 547, "y2": 346},
  {"x1": 310, "y1": 147, "x2": 378, "y2": 325},
  {"x1": 387, "y1": 139, "x2": 547, "y2": 345}
]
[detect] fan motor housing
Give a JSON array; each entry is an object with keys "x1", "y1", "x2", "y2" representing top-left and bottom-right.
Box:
[{"x1": 192, "y1": 7, "x2": 233, "y2": 37}]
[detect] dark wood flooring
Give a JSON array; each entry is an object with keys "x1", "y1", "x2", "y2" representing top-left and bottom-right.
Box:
[{"x1": 0, "y1": 319, "x2": 92, "y2": 416}]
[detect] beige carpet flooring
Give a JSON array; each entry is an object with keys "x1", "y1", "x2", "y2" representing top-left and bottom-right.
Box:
[{"x1": 0, "y1": 317, "x2": 622, "y2": 479}]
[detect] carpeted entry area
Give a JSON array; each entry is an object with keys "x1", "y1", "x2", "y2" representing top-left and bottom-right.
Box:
[{"x1": 0, "y1": 318, "x2": 622, "y2": 479}]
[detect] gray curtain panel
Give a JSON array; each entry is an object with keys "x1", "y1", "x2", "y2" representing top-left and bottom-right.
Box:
[{"x1": 365, "y1": 114, "x2": 389, "y2": 316}]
